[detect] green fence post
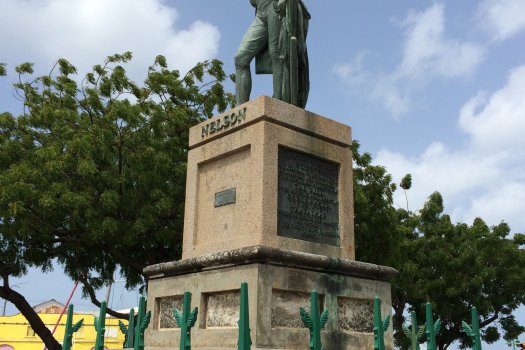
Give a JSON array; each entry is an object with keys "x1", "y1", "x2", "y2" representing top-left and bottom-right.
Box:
[
  {"x1": 174, "y1": 291, "x2": 198, "y2": 350},
  {"x1": 462, "y1": 307, "x2": 482, "y2": 350},
  {"x1": 62, "y1": 305, "x2": 84, "y2": 350},
  {"x1": 402, "y1": 311, "x2": 424, "y2": 350},
  {"x1": 238, "y1": 282, "x2": 252, "y2": 350},
  {"x1": 373, "y1": 297, "x2": 390, "y2": 350},
  {"x1": 425, "y1": 302, "x2": 441, "y2": 350},
  {"x1": 94, "y1": 301, "x2": 107, "y2": 350},
  {"x1": 300, "y1": 290, "x2": 328, "y2": 350},
  {"x1": 134, "y1": 296, "x2": 151, "y2": 350},
  {"x1": 127, "y1": 309, "x2": 136, "y2": 348},
  {"x1": 119, "y1": 308, "x2": 136, "y2": 348}
]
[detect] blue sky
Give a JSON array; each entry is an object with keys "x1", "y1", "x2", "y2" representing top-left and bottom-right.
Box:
[{"x1": 1, "y1": 0, "x2": 524, "y2": 348}]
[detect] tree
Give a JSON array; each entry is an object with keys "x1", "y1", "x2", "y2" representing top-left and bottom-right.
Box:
[
  {"x1": 352, "y1": 142, "x2": 525, "y2": 350},
  {"x1": 395, "y1": 193, "x2": 525, "y2": 350},
  {"x1": 0, "y1": 53, "x2": 233, "y2": 349},
  {"x1": 352, "y1": 140, "x2": 405, "y2": 269}
]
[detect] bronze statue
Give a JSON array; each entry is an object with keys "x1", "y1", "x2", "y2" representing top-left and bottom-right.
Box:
[{"x1": 235, "y1": 0, "x2": 310, "y2": 108}]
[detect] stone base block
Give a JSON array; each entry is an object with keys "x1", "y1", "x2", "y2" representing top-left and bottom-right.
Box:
[
  {"x1": 144, "y1": 246, "x2": 396, "y2": 350},
  {"x1": 182, "y1": 96, "x2": 354, "y2": 260}
]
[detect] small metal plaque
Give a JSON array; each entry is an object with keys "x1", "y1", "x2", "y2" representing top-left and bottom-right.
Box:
[
  {"x1": 277, "y1": 147, "x2": 340, "y2": 246},
  {"x1": 215, "y1": 188, "x2": 236, "y2": 207}
]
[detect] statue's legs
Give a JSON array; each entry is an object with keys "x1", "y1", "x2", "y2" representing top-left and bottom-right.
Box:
[
  {"x1": 235, "y1": 7, "x2": 283, "y2": 105},
  {"x1": 267, "y1": 5, "x2": 283, "y2": 100},
  {"x1": 235, "y1": 17, "x2": 268, "y2": 105}
]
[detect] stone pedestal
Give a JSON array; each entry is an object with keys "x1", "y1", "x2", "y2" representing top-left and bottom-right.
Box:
[
  {"x1": 183, "y1": 96, "x2": 354, "y2": 260},
  {"x1": 144, "y1": 96, "x2": 397, "y2": 350}
]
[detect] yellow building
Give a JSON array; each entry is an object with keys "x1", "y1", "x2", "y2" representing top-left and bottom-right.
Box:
[{"x1": 0, "y1": 300, "x2": 128, "y2": 350}]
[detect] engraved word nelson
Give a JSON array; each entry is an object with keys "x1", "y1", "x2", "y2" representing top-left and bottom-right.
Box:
[{"x1": 201, "y1": 107, "x2": 247, "y2": 138}]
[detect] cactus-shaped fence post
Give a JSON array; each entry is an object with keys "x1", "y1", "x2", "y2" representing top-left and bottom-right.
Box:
[
  {"x1": 462, "y1": 307, "x2": 482, "y2": 350},
  {"x1": 238, "y1": 282, "x2": 252, "y2": 350},
  {"x1": 127, "y1": 309, "x2": 136, "y2": 348},
  {"x1": 300, "y1": 290, "x2": 328, "y2": 350},
  {"x1": 133, "y1": 296, "x2": 151, "y2": 350},
  {"x1": 425, "y1": 303, "x2": 441, "y2": 350},
  {"x1": 174, "y1": 291, "x2": 198, "y2": 350},
  {"x1": 94, "y1": 301, "x2": 107, "y2": 350},
  {"x1": 402, "y1": 311, "x2": 424, "y2": 350},
  {"x1": 62, "y1": 305, "x2": 84, "y2": 350},
  {"x1": 373, "y1": 297, "x2": 391, "y2": 350},
  {"x1": 119, "y1": 308, "x2": 136, "y2": 348}
]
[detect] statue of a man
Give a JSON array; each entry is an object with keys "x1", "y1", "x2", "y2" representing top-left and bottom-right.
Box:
[{"x1": 235, "y1": 0, "x2": 311, "y2": 108}]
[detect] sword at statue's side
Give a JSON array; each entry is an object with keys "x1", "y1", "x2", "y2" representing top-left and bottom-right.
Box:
[{"x1": 288, "y1": 0, "x2": 299, "y2": 106}]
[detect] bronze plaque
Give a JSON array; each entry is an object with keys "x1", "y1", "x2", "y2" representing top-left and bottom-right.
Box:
[
  {"x1": 277, "y1": 147, "x2": 340, "y2": 246},
  {"x1": 215, "y1": 188, "x2": 236, "y2": 207}
]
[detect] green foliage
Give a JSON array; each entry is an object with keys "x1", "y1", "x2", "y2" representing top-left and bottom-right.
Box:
[
  {"x1": 400, "y1": 174, "x2": 412, "y2": 190},
  {"x1": 15, "y1": 62, "x2": 34, "y2": 74},
  {"x1": 0, "y1": 63, "x2": 6, "y2": 76},
  {"x1": 352, "y1": 141, "x2": 406, "y2": 268},
  {"x1": 0, "y1": 53, "x2": 234, "y2": 302},
  {"x1": 352, "y1": 143, "x2": 525, "y2": 350}
]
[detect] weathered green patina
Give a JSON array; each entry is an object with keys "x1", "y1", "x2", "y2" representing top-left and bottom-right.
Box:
[
  {"x1": 94, "y1": 301, "x2": 107, "y2": 350},
  {"x1": 235, "y1": 0, "x2": 310, "y2": 108},
  {"x1": 62, "y1": 305, "x2": 84, "y2": 350},
  {"x1": 119, "y1": 311, "x2": 136, "y2": 348},
  {"x1": 237, "y1": 282, "x2": 252, "y2": 350},
  {"x1": 174, "y1": 291, "x2": 198, "y2": 350},
  {"x1": 300, "y1": 290, "x2": 328, "y2": 350},
  {"x1": 373, "y1": 297, "x2": 390, "y2": 350},
  {"x1": 425, "y1": 303, "x2": 441, "y2": 350},
  {"x1": 133, "y1": 296, "x2": 151, "y2": 350},
  {"x1": 462, "y1": 307, "x2": 482, "y2": 350},
  {"x1": 402, "y1": 311, "x2": 424, "y2": 350}
]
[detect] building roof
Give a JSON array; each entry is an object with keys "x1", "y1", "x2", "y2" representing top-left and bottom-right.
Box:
[{"x1": 32, "y1": 299, "x2": 65, "y2": 314}]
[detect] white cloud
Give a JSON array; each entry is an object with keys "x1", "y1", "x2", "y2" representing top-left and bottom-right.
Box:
[
  {"x1": 376, "y1": 143, "x2": 504, "y2": 210},
  {"x1": 0, "y1": 0, "x2": 220, "y2": 80},
  {"x1": 371, "y1": 76, "x2": 411, "y2": 118},
  {"x1": 398, "y1": 4, "x2": 484, "y2": 81},
  {"x1": 459, "y1": 66, "x2": 525, "y2": 153},
  {"x1": 376, "y1": 65, "x2": 525, "y2": 231},
  {"x1": 335, "y1": 4, "x2": 484, "y2": 118},
  {"x1": 455, "y1": 182, "x2": 525, "y2": 231},
  {"x1": 478, "y1": 0, "x2": 525, "y2": 41},
  {"x1": 333, "y1": 52, "x2": 370, "y2": 88}
]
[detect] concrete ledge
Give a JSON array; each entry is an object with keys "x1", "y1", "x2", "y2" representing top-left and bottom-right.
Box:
[{"x1": 144, "y1": 245, "x2": 397, "y2": 282}]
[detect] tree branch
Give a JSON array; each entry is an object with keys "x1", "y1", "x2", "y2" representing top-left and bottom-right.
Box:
[
  {"x1": 480, "y1": 313, "x2": 499, "y2": 328},
  {"x1": 78, "y1": 274, "x2": 130, "y2": 319},
  {"x1": 0, "y1": 277, "x2": 62, "y2": 350}
]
